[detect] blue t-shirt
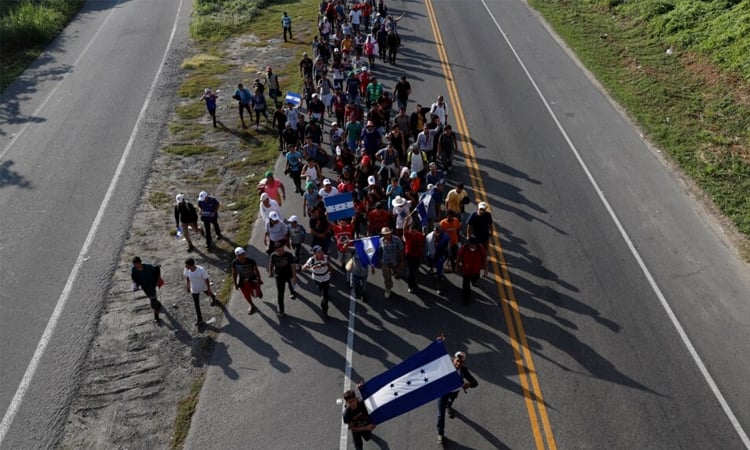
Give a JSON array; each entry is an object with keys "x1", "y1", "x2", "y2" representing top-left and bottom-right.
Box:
[{"x1": 286, "y1": 150, "x2": 303, "y2": 171}]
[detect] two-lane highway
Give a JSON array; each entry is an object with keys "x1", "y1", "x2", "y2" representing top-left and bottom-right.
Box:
[
  {"x1": 0, "y1": 0, "x2": 190, "y2": 448},
  {"x1": 187, "y1": 0, "x2": 750, "y2": 449}
]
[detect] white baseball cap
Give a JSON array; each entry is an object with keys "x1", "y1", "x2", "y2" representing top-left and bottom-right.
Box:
[
  {"x1": 234, "y1": 247, "x2": 246, "y2": 256},
  {"x1": 323, "y1": 178, "x2": 332, "y2": 185},
  {"x1": 289, "y1": 215, "x2": 299, "y2": 222},
  {"x1": 175, "y1": 193, "x2": 185, "y2": 203},
  {"x1": 198, "y1": 191, "x2": 208, "y2": 201},
  {"x1": 269, "y1": 211, "x2": 280, "y2": 221},
  {"x1": 367, "y1": 175, "x2": 376, "y2": 185},
  {"x1": 260, "y1": 192, "x2": 270, "y2": 201},
  {"x1": 454, "y1": 351, "x2": 466, "y2": 361},
  {"x1": 478, "y1": 202, "x2": 488, "y2": 210}
]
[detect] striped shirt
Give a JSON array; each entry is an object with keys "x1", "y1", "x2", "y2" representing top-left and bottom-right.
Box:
[{"x1": 304, "y1": 255, "x2": 331, "y2": 282}]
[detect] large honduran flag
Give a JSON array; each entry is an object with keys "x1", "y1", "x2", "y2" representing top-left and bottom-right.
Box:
[
  {"x1": 359, "y1": 340, "x2": 462, "y2": 424},
  {"x1": 324, "y1": 192, "x2": 355, "y2": 221}
]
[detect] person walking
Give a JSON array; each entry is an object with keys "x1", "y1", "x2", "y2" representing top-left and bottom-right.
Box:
[
  {"x1": 281, "y1": 12, "x2": 293, "y2": 42},
  {"x1": 378, "y1": 226, "x2": 403, "y2": 299},
  {"x1": 265, "y1": 66, "x2": 282, "y2": 108},
  {"x1": 346, "y1": 241, "x2": 372, "y2": 302},
  {"x1": 457, "y1": 237, "x2": 488, "y2": 304},
  {"x1": 466, "y1": 202, "x2": 494, "y2": 249},
  {"x1": 261, "y1": 170, "x2": 287, "y2": 206},
  {"x1": 130, "y1": 256, "x2": 163, "y2": 323},
  {"x1": 287, "y1": 215, "x2": 307, "y2": 263},
  {"x1": 301, "y1": 245, "x2": 332, "y2": 319},
  {"x1": 259, "y1": 192, "x2": 283, "y2": 224},
  {"x1": 233, "y1": 83, "x2": 253, "y2": 128},
  {"x1": 403, "y1": 220, "x2": 425, "y2": 294},
  {"x1": 251, "y1": 89, "x2": 269, "y2": 131},
  {"x1": 174, "y1": 193, "x2": 203, "y2": 252},
  {"x1": 197, "y1": 191, "x2": 222, "y2": 249},
  {"x1": 265, "y1": 211, "x2": 289, "y2": 255},
  {"x1": 200, "y1": 88, "x2": 218, "y2": 128},
  {"x1": 425, "y1": 223, "x2": 451, "y2": 296},
  {"x1": 440, "y1": 210, "x2": 462, "y2": 273},
  {"x1": 285, "y1": 145, "x2": 305, "y2": 194},
  {"x1": 232, "y1": 247, "x2": 262, "y2": 315},
  {"x1": 436, "y1": 351, "x2": 478, "y2": 444},
  {"x1": 269, "y1": 242, "x2": 298, "y2": 317},
  {"x1": 183, "y1": 258, "x2": 219, "y2": 327},
  {"x1": 343, "y1": 389, "x2": 377, "y2": 450}
]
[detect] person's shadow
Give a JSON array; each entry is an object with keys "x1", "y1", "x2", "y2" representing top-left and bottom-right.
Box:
[
  {"x1": 369, "y1": 434, "x2": 391, "y2": 449},
  {"x1": 446, "y1": 410, "x2": 511, "y2": 450}
]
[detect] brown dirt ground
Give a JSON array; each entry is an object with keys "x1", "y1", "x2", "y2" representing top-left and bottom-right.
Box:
[{"x1": 59, "y1": 35, "x2": 295, "y2": 449}]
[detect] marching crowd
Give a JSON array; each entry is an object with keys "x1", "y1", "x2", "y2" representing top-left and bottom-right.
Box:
[
  {"x1": 133, "y1": 0, "x2": 496, "y2": 330},
  {"x1": 130, "y1": 1, "x2": 488, "y2": 445}
]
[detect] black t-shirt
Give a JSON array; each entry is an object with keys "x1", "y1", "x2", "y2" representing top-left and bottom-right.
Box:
[
  {"x1": 232, "y1": 257, "x2": 259, "y2": 282},
  {"x1": 468, "y1": 211, "x2": 493, "y2": 241},
  {"x1": 270, "y1": 251, "x2": 295, "y2": 279},
  {"x1": 343, "y1": 401, "x2": 371, "y2": 428},
  {"x1": 394, "y1": 81, "x2": 411, "y2": 101}
]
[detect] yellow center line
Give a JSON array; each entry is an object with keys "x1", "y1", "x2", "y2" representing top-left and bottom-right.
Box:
[{"x1": 422, "y1": 0, "x2": 557, "y2": 448}]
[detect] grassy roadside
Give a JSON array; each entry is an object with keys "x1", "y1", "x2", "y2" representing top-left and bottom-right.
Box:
[
  {"x1": 0, "y1": 0, "x2": 85, "y2": 92},
  {"x1": 168, "y1": 0, "x2": 318, "y2": 446},
  {"x1": 527, "y1": 0, "x2": 750, "y2": 250}
]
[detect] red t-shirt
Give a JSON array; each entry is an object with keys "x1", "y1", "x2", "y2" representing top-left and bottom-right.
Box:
[
  {"x1": 458, "y1": 244, "x2": 486, "y2": 275},
  {"x1": 367, "y1": 209, "x2": 391, "y2": 234},
  {"x1": 333, "y1": 222, "x2": 354, "y2": 252},
  {"x1": 404, "y1": 229, "x2": 425, "y2": 257}
]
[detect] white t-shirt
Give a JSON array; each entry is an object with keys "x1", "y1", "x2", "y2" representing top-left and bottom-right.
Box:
[
  {"x1": 349, "y1": 9, "x2": 361, "y2": 25},
  {"x1": 318, "y1": 186, "x2": 340, "y2": 199},
  {"x1": 184, "y1": 266, "x2": 210, "y2": 293},
  {"x1": 259, "y1": 199, "x2": 283, "y2": 223},
  {"x1": 430, "y1": 102, "x2": 447, "y2": 124},
  {"x1": 393, "y1": 203, "x2": 410, "y2": 229}
]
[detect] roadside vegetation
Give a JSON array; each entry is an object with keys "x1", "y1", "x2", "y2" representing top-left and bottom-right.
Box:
[
  {"x1": 0, "y1": 0, "x2": 85, "y2": 91},
  {"x1": 529, "y1": 0, "x2": 750, "y2": 249},
  {"x1": 167, "y1": 0, "x2": 317, "y2": 446}
]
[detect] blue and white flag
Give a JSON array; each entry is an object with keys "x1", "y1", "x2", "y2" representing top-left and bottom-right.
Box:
[
  {"x1": 285, "y1": 91, "x2": 302, "y2": 106},
  {"x1": 324, "y1": 192, "x2": 355, "y2": 221},
  {"x1": 359, "y1": 340, "x2": 462, "y2": 424},
  {"x1": 417, "y1": 188, "x2": 434, "y2": 227},
  {"x1": 354, "y1": 235, "x2": 380, "y2": 267}
]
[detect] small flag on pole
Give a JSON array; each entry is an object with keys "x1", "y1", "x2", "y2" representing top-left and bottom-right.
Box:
[
  {"x1": 324, "y1": 192, "x2": 355, "y2": 221},
  {"x1": 417, "y1": 188, "x2": 434, "y2": 227},
  {"x1": 354, "y1": 235, "x2": 380, "y2": 267},
  {"x1": 285, "y1": 91, "x2": 302, "y2": 107},
  {"x1": 358, "y1": 340, "x2": 463, "y2": 424}
]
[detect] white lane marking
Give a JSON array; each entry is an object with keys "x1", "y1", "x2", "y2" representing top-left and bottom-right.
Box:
[
  {"x1": 339, "y1": 288, "x2": 358, "y2": 449},
  {"x1": 0, "y1": 0, "x2": 185, "y2": 443},
  {"x1": 0, "y1": 1, "x2": 120, "y2": 161},
  {"x1": 480, "y1": 0, "x2": 750, "y2": 446}
]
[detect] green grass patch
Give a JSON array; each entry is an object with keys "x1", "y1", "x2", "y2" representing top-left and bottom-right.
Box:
[
  {"x1": 148, "y1": 190, "x2": 171, "y2": 208},
  {"x1": 171, "y1": 374, "x2": 205, "y2": 450},
  {"x1": 163, "y1": 143, "x2": 217, "y2": 156},
  {"x1": 177, "y1": 72, "x2": 223, "y2": 98},
  {"x1": 0, "y1": 0, "x2": 85, "y2": 92},
  {"x1": 175, "y1": 102, "x2": 206, "y2": 120},
  {"x1": 181, "y1": 53, "x2": 231, "y2": 74},
  {"x1": 529, "y1": 0, "x2": 750, "y2": 238}
]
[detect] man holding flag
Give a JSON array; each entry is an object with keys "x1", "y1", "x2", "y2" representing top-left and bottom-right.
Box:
[
  {"x1": 436, "y1": 350, "x2": 478, "y2": 444},
  {"x1": 347, "y1": 338, "x2": 466, "y2": 446}
]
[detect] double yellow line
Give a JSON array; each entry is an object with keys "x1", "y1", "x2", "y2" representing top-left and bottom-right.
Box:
[{"x1": 423, "y1": 0, "x2": 557, "y2": 448}]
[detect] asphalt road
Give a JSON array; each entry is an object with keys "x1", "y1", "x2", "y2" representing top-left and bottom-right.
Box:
[
  {"x1": 0, "y1": 0, "x2": 191, "y2": 448},
  {"x1": 185, "y1": 0, "x2": 750, "y2": 449}
]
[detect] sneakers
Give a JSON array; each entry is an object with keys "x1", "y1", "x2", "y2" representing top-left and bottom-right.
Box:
[
  {"x1": 290, "y1": 291, "x2": 297, "y2": 300},
  {"x1": 436, "y1": 289, "x2": 442, "y2": 296},
  {"x1": 210, "y1": 296, "x2": 219, "y2": 307},
  {"x1": 384, "y1": 289, "x2": 391, "y2": 299},
  {"x1": 247, "y1": 306, "x2": 256, "y2": 315},
  {"x1": 436, "y1": 434, "x2": 444, "y2": 444},
  {"x1": 447, "y1": 407, "x2": 455, "y2": 419}
]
